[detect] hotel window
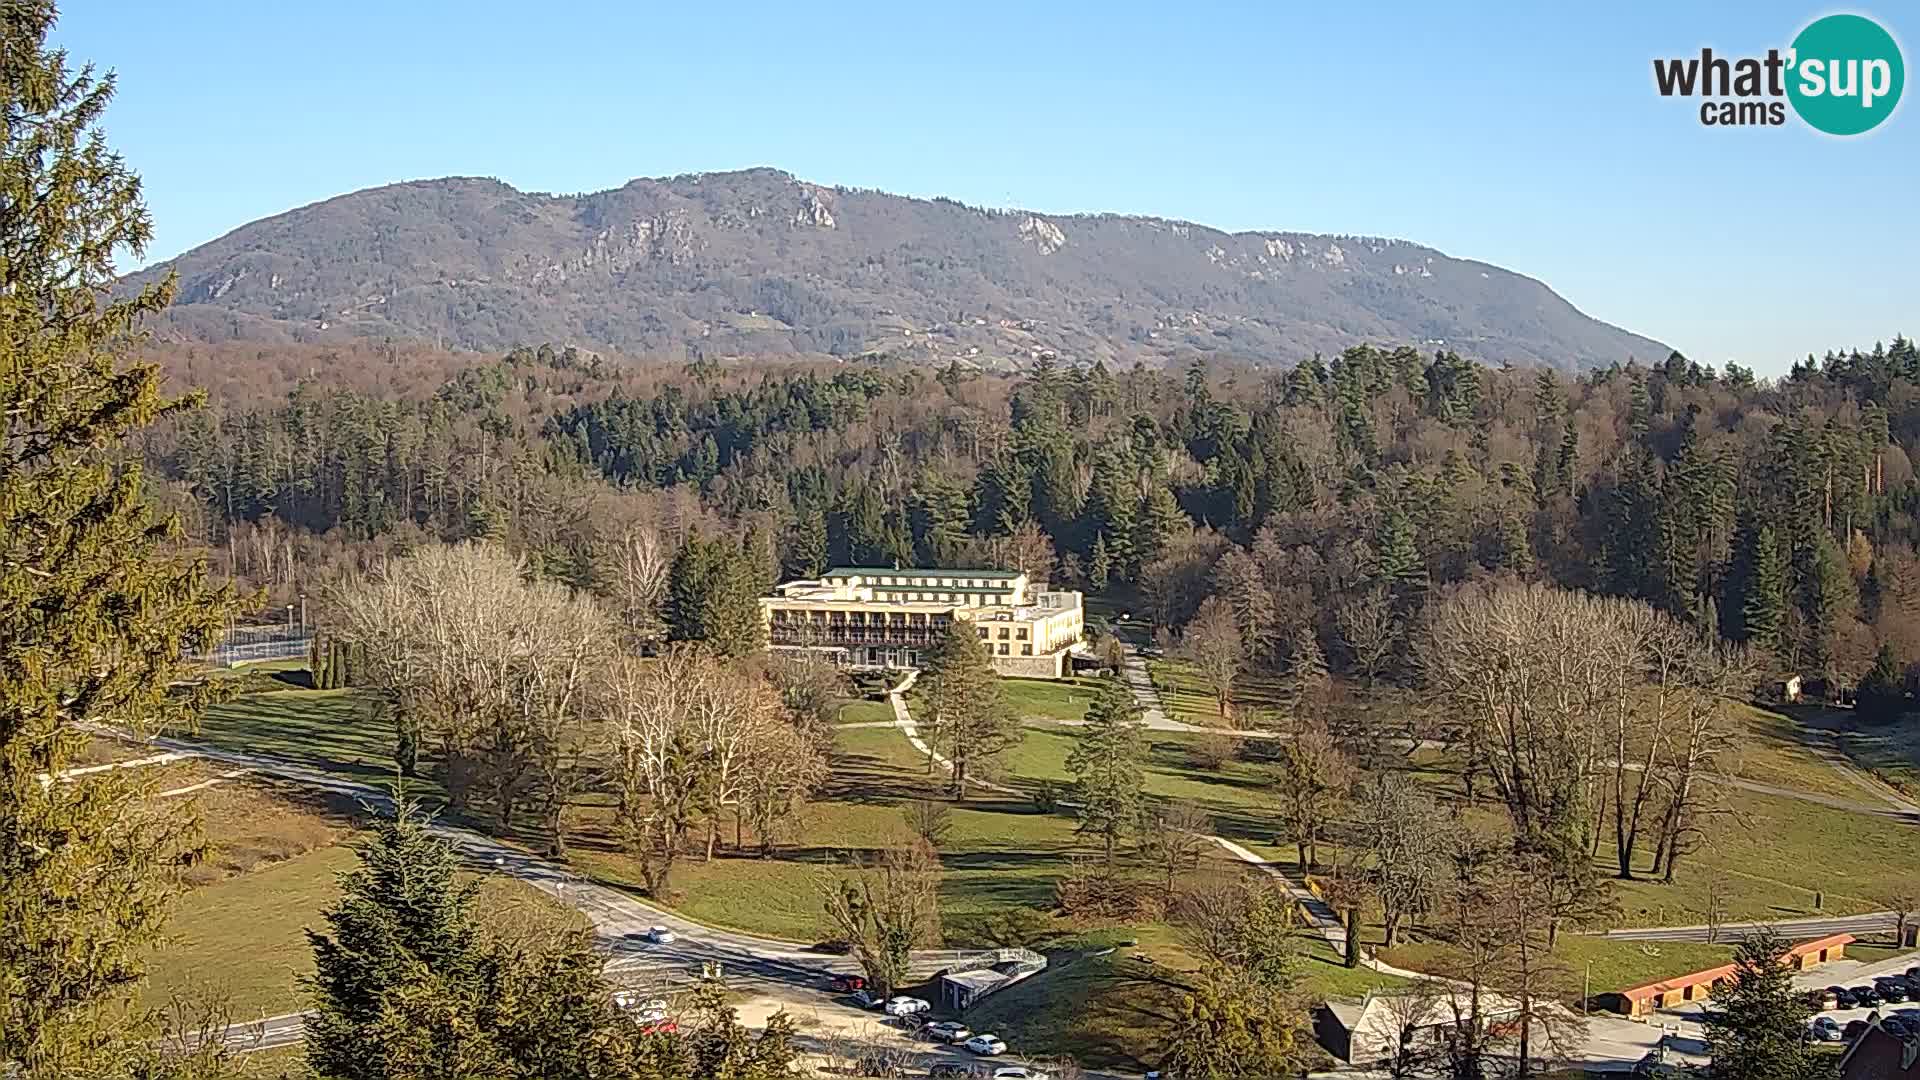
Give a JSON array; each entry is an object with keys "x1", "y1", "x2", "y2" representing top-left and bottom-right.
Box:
[
  {"x1": 997, "y1": 627, "x2": 1009, "y2": 639},
  {"x1": 997, "y1": 643, "x2": 1009, "y2": 655},
  {"x1": 977, "y1": 627, "x2": 989, "y2": 639},
  {"x1": 1020, "y1": 645, "x2": 1032, "y2": 655},
  {"x1": 1016, "y1": 628, "x2": 1028, "y2": 639}
]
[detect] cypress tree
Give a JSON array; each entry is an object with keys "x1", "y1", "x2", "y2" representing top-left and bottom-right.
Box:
[{"x1": 0, "y1": 6, "x2": 239, "y2": 1070}]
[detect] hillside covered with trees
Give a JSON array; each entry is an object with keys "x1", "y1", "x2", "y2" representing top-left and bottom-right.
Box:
[{"x1": 146, "y1": 337, "x2": 1920, "y2": 697}]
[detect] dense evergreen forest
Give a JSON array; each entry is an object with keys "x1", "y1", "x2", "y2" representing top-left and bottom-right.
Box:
[{"x1": 145, "y1": 336, "x2": 1920, "y2": 693}]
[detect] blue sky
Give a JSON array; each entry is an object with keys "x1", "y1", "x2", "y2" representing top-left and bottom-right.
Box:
[{"x1": 58, "y1": 1, "x2": 1916, "y2": 374}]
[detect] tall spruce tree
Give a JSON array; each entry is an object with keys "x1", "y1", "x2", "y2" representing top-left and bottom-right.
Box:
[
  {"x1": 666, "y1": 534, "x2": 766, "y2": 657},
  {"x1": 1065, "y1": 679, "x2": 1146, "y2": 863},
  {"x1": 919, "y1": 622, "x2": 1020, "y2": 800},
  {"x1": 0, "y1": 5, "x2": 236, "y2": 1073},
  {"x1": 1701, "y1": 930, "x2": 1828, "y2": 1080},
  {"x1": 1738, "y1": 526, "x2": 1788, "y2": 651},
  {"x1": 304, "y1": 796, "x2": 492, "y2": 1080}
]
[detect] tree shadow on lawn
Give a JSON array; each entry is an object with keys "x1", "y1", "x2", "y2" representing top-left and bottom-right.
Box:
[{"x1": 823, "y1": 751, "x2": 947, "y2": 805}]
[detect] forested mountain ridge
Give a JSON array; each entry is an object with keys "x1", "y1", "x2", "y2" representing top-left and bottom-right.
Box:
[
  {"x1": 126, "y1": 167, "x2": 1667, "y2": 371},
  {"x1": 149, "y1": 336, "x2": 1920, "y2": 701}
]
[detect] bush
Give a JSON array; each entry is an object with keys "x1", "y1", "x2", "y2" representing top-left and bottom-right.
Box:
[{"x1": 1054, "y1": 859, "x2": 1162, "y2": 922}]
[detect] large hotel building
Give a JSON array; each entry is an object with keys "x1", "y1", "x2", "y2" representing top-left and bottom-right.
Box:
[{"x1": 760, "y1": 567, "x2": 1084, "y2": 679}]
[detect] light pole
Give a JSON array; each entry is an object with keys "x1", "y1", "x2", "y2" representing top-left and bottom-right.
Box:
[
  {"x1": 299, "y1": 593, "x2": 307, "y2": 634},
  {"x1": 286, "y1": 604, "x2": 295, "y2": 639}
]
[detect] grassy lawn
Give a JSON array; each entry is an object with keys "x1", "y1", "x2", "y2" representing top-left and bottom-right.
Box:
[
  {"x1": 995, "y1": 722, "x2": 1280, "y2": 843},
  {"x1": 962, "y1": 950, "x2": 1184, "y2": 1071},
  {"x1": 1793, "y1": 705, "x2": 1920, "y2": 801},
  {"x1": 143, "y1": 837, "x2": 585, "y2": 1020},
  {"x1": 965, "y1": 926, "x2": 1401, "y2": 1071},
  {"x1": 1001, "y1": 677, "x2": 1102, "y2": 724},
  {"x1": 1598, "y1": 787, "x2": 1920, "y2": 924},
  {"x1": 1722, "y1": 704, "x2": 1871, "y2": 801},
  {"x1": 195, "y1": 687, "x2": 406, "y2": 792},
  {"x1": 833, "y1": 698, "x2": 895, "y2": 725},
  {"x1": 1378, "y1": 935, "x2": 1734, "y2": 1000}
]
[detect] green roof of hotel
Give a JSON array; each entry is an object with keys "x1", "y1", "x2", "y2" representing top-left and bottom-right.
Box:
[{"x1": 823, "y1": 567, "x2": 1023, "y2": 579}]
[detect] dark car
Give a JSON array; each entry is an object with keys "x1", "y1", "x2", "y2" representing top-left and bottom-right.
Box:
[
  {"x1": 1833, "y1": 986, "x2": 1859, "y2": 1008},
  {"x1": 1879, "y1": 979, "x2": 1911, "y2": 1003},
  {"x1": 1854, "y1": 985, "x2": 1883, "y2": 1007},
  {"x1": 1845, "y1": 1020, "x2": 1871, "y2": 1041},
  {"x1": 1884, "y1": 1017, "x2": 1916, "y2": 1039}
]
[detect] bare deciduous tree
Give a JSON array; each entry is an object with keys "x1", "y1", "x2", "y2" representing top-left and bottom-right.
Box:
[
  {"x1": 1355, "y1": 777, "x2": 1452, "y2": 948},
  {"x1": 1275, "y1": 712, "x2": 1354, "y2": 872},
  {"x1": 1335, "y1": 584, "x2": 1399, "y2": 686},
  {"x1": 901, "y1": 799, "x2": 953, "y2": 850},
  {"x1": 816, "y1": 841, "x2": 944, "y2": 996},
  {"x1": 1181, "y1": 596, "x2": 1245, "y2": 721},
  {"x1": 598, "y1": 522, "x2": 670, "y2": 646},
  {"x1": 335, "y1": 541, "x2": 612, "y2": 852},
  {"x1": 1136, "y1": 801, "x2": 1212, "y2": 900},
  {"x1": 602, "y1": 647, "x2": 822, "y2": 893}
]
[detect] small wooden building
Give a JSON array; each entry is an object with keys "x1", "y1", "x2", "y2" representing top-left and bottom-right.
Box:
[{"x1": 1604, "y1": 933, "x2": 1853, "y2": 1018}]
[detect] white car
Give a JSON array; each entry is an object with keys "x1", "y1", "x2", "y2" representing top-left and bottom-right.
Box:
[
  {"x1": 883, "y1": 995, "x2": 931, "y2": 1017},
  {"x1": 993, "y1": 1068, "x2": 1051, "y2": 1080},
  {"x1": 643, "y1": 926, "x2": 677, "y2": 944},
  {"x1": 964, "y1": 1033, "x2": 1008, "y2": 1056}
]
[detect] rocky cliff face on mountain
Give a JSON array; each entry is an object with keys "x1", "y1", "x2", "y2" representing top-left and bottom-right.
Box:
[{"x1": 128, "y1": 167, "x2": 1667, "y2": 371}]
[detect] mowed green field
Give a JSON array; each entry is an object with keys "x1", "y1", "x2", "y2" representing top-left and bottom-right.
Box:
[{"x1": 141, "y1": 836, "x2": 586, "y2": 1019}]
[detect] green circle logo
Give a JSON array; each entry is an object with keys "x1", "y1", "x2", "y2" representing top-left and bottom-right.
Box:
[{"x1": 1787, "y1": 14, "x2": 1904, "y2": 135}]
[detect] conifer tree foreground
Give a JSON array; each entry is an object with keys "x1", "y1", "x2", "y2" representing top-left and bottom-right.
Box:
[{"x1": 0, "y1": 3, "x2": 234, "y2": 1074}]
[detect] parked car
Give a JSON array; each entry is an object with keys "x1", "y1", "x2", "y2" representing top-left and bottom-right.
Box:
[
  {"x1": 964, "y1": 1033, "x2": 1009, "y2": 1056},
  {"x1": 1884, "y1": 1017, "x2": 1917, "y2": 1039},
  {"x1": 883, "y1": 995, "x2": 932, "y2": 1017},
  {"x1": 1878, "y1": 979, "x2": 1911, "y2": 1003},
  {"x1": 639, "y1": 1018, "x2": 677, "y2": 1036},
  {"x1": 1845, "y1": 1020, "x2": 1871, "y2": 1041},
  {"x1": 1831, "y1": 985, "x2": 1858, "y2": 1008},
  {"x1": 923, "y1": 1021, "x2": 973, "y2": 1044},
  {"x1": 990, "y1": 1068, "x2": 1052, "y2": 1080},
  {"x1": 828, "y1": 973, "x2": 867, "y2": 993},
  {"x1": 851, "y1": 988, "x2": 883, "y2": 1010},
  {"x1": 1853, "y1": 985, "x2": 1883, "y2": 1007},
  {"x1": 642, "y1": 926, "x2": 677, "y2": 944},
  {"x1": 1810, "y1": 1016, "x2": 1844, "y2": 1042},
  {"x1": 1805, "y1": 988, "x2": 1839, "y2": 1011}
]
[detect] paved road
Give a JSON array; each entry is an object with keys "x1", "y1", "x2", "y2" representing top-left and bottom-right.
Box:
[{"x1": 1604, "y1": 911, "x2": 1900, "y2": 944}]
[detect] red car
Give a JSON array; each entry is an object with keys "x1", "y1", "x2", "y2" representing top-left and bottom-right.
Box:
[
  {"x1": 640, "y1": 1019, "x2": 678, "y2": 1036},
  {"x1": 829, "y1": 973, "x2": 867, "y2": 993}
]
